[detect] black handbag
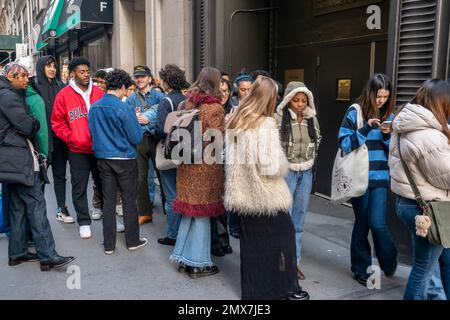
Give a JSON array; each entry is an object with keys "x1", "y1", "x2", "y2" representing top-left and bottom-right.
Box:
[
  {"x1": 398, "y1": 135, "x2": 450, "y2": 248},
  {"x1": 38, "y1": 154, "x2": 50, "y2": 185},
  {"x1": 0, "y1": 129, "x2": 34, "y2": 187}
]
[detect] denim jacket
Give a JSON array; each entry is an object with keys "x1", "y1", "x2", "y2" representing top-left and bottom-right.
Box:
[{"x1": 126, "y1": 87, "x2": 165, "y2": 112}]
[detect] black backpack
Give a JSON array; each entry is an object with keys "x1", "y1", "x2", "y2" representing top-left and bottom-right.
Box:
[{"x1": 163, "y1": 98, "x2": 201, "y2": 164}]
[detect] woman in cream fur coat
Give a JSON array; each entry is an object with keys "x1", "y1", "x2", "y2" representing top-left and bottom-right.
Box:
[{"x1": 225, "y1": 76, "x2": 309, "y2": 300}]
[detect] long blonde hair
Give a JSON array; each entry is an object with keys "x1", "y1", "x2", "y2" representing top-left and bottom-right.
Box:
[{"x1": 227, "y1": 76, "x2": 278, "y2": 131}]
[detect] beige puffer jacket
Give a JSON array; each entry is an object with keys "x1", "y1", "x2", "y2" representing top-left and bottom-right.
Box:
[
  {"x1": 389, "y1": 103, "x2": 450, "y2": 201},
  {"x1": 224, "y1": 117, "x2": 292, "y2": 216}
]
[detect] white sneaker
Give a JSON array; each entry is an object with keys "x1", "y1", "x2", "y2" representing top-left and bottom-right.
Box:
[
  {"x1": 127, "y1": 237, "x2": 148, "y2": 251},
  {"x1": 116, "y1": 220, "x2": 125, "y2": 233},
  {"x1": 116, "y1": 204, "x2": 123, "y2": 217},
  {"x1": 90, "y1": 207, "x2": 103, "y2": 220},
  {"x1": 104, "y1": 249, "x2": 115, "y2": 255},
  {"x1": 56, "y1": 208, "x2": 75, "y2": 224},
  {"x1": 79, "y1": 226, "x2": 92, "y2": 239}
]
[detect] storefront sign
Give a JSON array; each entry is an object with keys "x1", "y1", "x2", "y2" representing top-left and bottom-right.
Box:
[
  {"x1": 36, "y1": 0, "x2": 114, "y2": 51},
  {"x1": 15, "y1": 43, "x2": 28, "y2": 58},
  {"x1": 81, "y1": 0, "x2": 113, "y2": 24}
]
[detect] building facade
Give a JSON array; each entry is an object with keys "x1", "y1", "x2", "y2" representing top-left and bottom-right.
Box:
[
  {"x1": 1, "y1": 0, "x2": 48, "y2": 55},
  {"x1": 112, "y1": 0, "x2": 194, "y2": 80},
  {"x1": 192, "y1": 0, "x2": 450, "y2": 263},
  {"x1": 1, "y1": 0, "x2": 196, "y2": 80},
  {"x1": 2, "y1": 0, "x2": 449, "y2": 263}
]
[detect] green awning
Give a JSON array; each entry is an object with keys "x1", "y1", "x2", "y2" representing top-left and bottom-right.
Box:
[
  {"x1": 36, "y1": 0, "x2": 112, "y2": 52},
  {"x1": 36, "y1": 0, "x2": 65, "y2": 50},
  {"x1": 0, "y1": 35, "x2": 21, "y2": 50}
]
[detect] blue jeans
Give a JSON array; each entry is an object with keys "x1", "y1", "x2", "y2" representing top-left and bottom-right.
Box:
[
  {"x1": 1, "y1": 184, "x2": 11, "y2": 237},
  {"x1": 160, "y1": 169, "x2": 181, "y2": 240},
  {"x1": 284, "y1": 169, "x2": 313, "y2": 264},
  {"x1": 396, "y1": 196, "x2": 450, "y2": 300},
  {"x1": 170, "y1": 216, "x2": 212, "y2": 267},
  {"x1": 429, "y1": 266, "x2": 447, "y2": 300},
  {"x1": 9, "y1": 175, "x2": 58, "y2": 262},
  {"x1": 350, "y1": 187, "x2": 397, "y2": 277}
]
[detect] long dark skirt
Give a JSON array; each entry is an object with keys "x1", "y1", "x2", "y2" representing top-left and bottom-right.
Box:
[{"x1": 240, "y1": 211, "x2": 300, "y2": 300}]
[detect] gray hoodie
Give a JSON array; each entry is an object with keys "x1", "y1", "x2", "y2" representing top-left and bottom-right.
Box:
[
  {"x1": 274, "y1": 82, "x2": 321, "y2": 171},
  {"x1": 276, "y1": 81, "x2": 317, "y2": 119}
]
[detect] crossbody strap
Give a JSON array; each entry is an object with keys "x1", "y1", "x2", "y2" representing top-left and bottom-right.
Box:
[
  {"x1": 397, "y1": 134, "x2": 430, "y2": 212},
  {"x1": 136, "y1": 92, "x2": 147, "y2": 110},
  {"x1": 165, "y1": 97, "x2": 174, "y2": 112}
]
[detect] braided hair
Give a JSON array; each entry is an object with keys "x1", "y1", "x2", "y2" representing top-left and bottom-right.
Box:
[{"x1": 280, "y1": 107, "x2": 293, "y2": 155}]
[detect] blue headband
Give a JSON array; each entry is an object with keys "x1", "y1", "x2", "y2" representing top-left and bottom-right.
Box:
[{"x1": 234, "y1": 74, "x2": 254, "y2": 86}]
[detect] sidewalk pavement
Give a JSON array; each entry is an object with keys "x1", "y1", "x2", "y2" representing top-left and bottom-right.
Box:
[{"x1": 0, "y1": 175, "x2": 409, "y2": 300}]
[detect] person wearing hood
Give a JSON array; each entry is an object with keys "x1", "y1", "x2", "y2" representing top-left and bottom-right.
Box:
[
  {"x1": 15, "y1": 56, "x2": 49, "y2": 160},
  {"x1": 0, "y1": 62, "x2": 74, "y2": 271},
  {"x1": 275, "y1": 82, "x2": 321, "y2": 281},
  {"x1": 338, "y1": 74, "x2": 398, "y2": 286},
  {"x1": 51, "y1": 57, "x2": 105, "y2": 240},
  {"x1": 389, "y1": 79, "x2": 450, "y2": 300},
  {"x1": 35, "y1": 55, "x2": 73, "y2": 224}
]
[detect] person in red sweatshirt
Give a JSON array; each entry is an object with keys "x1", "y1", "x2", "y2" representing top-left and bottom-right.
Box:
[{"x1": 51, "y1": 57, "x2": 104, "y2": 239}]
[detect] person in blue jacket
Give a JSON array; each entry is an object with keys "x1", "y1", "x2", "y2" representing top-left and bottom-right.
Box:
[{"x1": 89, "y1": 69, "x2": 147, "y2": 255}]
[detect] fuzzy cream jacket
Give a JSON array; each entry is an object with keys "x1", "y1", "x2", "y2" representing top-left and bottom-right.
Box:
[
  {"x1": 389, "y1": 103, "x2": 450, "y2": 201},
  {"x1": 224, "y1": 117, "x2": 292, "y2": 216}
]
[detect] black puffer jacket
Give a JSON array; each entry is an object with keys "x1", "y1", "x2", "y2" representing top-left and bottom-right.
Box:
[{"x1": 0, "y1": 76, "x2": 40, "y2": 186}]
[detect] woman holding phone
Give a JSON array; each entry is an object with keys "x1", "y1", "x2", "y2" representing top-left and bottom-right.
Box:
[{"x1": 337, "y1": 73, "x2": 398, "y2": 286}]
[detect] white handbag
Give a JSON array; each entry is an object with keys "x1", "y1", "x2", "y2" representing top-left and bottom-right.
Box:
[{"x1": 330, "y1": 104, "x2": 369, "y2": 204}]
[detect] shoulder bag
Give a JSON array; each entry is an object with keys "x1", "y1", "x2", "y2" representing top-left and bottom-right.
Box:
[
  {"x1": 331, "y1": 104, "x2": 369, "y2": 204},
  {"x1": 398, "y1": 135, "x2": 450, "y2": 248}
]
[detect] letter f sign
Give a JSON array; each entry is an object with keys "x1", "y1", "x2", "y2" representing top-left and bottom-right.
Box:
[{"x1": 100, "y1": 1, "x2": 108, "y2": 12}]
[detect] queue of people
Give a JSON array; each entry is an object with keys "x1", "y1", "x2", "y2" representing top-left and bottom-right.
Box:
[{"x1": 0, "y1": 54, "x2": 449, "y2": 301}]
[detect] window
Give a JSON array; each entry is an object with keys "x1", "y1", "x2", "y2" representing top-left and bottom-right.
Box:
[
  {"x1": 23, "y1": 7, "x2": 27, "y2": 37},
  {"x1": 18, "y1": 16, "x2": 22, "y2": 39},
  {"x1": 32, "y1": 7, "x2": 36, "y2": 26}
]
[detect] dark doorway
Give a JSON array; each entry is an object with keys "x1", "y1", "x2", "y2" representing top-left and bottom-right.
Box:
[{"x1": 315, "y1": 43, "x2": 372, "y2": 196}]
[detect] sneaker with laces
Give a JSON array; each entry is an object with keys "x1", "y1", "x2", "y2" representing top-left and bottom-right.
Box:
[
  {"x1": 79, "y1": 226, "x2": 92, "y2": 239},
  {"x1": 56, "y1": 207, "x2": 75, "y2": 224},
  {"x1": 116, "y1": 204, "x2": 123, "y2": 217},
  {"x1": 90, "y1": 207, "x2": 103, "y2": 220},
  {"x1": 127, "y1": 237, "x2": 148, "y2": 251}
]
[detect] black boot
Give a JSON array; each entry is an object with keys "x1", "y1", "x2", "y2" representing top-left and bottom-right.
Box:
[
  {"x1": 40, "y1": 256, "x2": 75, "y2": 272},
  {"x1": 8, "y1": 252, "x2": 39, "y2": 266}
]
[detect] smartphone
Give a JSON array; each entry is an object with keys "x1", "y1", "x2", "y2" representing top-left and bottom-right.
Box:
[{"x1": 380, "y1": 120, "x2": 392, "y2": 130}]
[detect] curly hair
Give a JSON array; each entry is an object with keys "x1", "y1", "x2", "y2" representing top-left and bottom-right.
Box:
[
  {"x1": 105, "y1": 69, "x2": 133, "y2": 91},
  {"x1": 95, "y1": 69, "x2": 108, "y2": 80},
  {"x1": 68, "y1": 57, "x2": 90, "y2": 73},
  {"x1": 158, "y1": 64, "x2": 186, "y2": 91}
]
